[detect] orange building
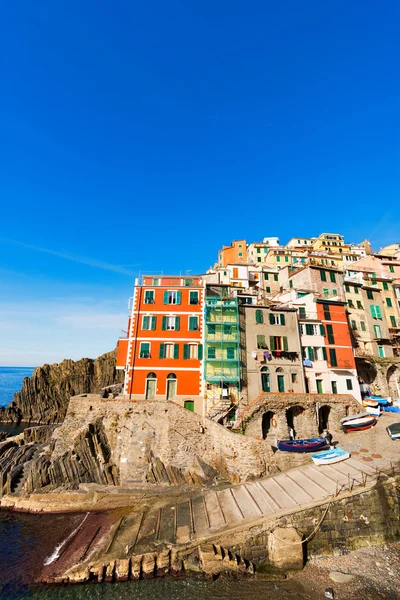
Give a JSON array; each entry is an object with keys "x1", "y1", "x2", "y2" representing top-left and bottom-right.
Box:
[
  {"x1": 116, "y1": 275, "x2": 204, "y2": 413},
  {"x1": 217, "y1": 239, "x2": 247, "y2": 267}
]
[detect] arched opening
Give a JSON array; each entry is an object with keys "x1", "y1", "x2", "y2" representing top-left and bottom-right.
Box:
[
  {"x1": 355, "y1": 358, "x2": 377, "y2": 385},
  {"x1": 318, "y1": 405, "x2": 331, "y2": 434},
  {"x1": 145, "y1": 373, "x2": 157, "y2": 400},
  {"x1": 387, "y1": 365, "x2": 400, "y2": 398},
  {"x1": 166, "y1": 373, "x2": 177, "y2": 400},
  {"x1": 262, "y1": 411, "x2": 275, "y2": 439},
  {"x1": 286, "y1": 405, "x2": 305, "y2": 439},
  {"x1": 260, "y1": 367, "x2": 270, "y2": 392},
  {"x1": 276, "y1": 367, "x2": 285, "y2": 393}
]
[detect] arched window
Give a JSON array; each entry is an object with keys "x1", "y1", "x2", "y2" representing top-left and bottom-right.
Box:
[
  {"x1": 276, "y1": 367, "x2": 284, "y2": 373},
  {"x1": 260, "y1": 367, "x2": 270, "y2": 392},
  {"x1": 166, "y1": 373, "x2": 177, "y2": 400},
  {"x1": 145, "y1": 373, "x2": 157, "y2": 399}
]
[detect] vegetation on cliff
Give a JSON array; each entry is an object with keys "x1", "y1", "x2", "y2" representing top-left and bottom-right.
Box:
[{"x1": 0, "y1": 349, "x2": 123, "y2": 424}]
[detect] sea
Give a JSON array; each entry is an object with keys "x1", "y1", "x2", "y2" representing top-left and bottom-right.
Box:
[{"x1": 0, "y1": 367, "x2": 315, "y2": 599}]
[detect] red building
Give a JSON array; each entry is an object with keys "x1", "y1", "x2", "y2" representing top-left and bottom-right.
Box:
[{"x1": 116, "y1": 275, "x2": 204, "y2": 413}]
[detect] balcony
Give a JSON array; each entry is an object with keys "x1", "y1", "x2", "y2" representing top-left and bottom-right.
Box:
[{"x1": 205, "y1": 333, "x2": 239, "y2": 342}]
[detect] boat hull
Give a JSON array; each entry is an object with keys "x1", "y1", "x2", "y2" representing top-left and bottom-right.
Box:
[
  {"x1": 342, "y1": 416, "x2": 376, "y2": 433},
  {"x1": 277, "y1": 438, "x2": 328, "y2": 452},
  {"x1": 312, "y1": 448, "x2": 350, "y2": 465}
]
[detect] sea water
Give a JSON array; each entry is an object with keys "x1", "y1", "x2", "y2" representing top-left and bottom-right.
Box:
[{"x1": 0, "y1": 366, "x2": 34, "y2": 408}]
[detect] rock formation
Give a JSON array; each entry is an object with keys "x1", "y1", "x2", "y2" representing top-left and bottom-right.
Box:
[{"x1": 0, "y1": 349, "x2": 124, "y2": 425}]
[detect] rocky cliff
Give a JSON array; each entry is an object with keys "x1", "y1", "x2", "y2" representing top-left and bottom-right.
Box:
[{"x1": 0, "y1": 349, "x2": 124, "y2": 425}]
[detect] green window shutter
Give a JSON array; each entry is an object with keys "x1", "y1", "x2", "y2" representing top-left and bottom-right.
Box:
[
  {"x1": 188, "y1": 316, "x2": 195, "y2": 330},
  {"x1": 140, "y1": 342, "x2": 150, "y2": 358},
  {"x1": 306, "y1": 324, "x2": 313, "y2": 335},
  {"x1": 266, "y1": 286, "x2": 271, "y2": 293},
  {"x1": 354, "y1": 286, "x2": 358, "y2": 294},
  {"x1": 345, "y1": 285, "x2": 350, "y2": 292},
  {"x1": 389, "y1": 265, "x2": 395, "y2": 273},
  {"x1": 390, "y1": 316, "x2": 397, "y2": 327},
  {"x1": 285, "y1": 256, "x2": 289, "y2": 262},
  {"x1": 322, "y1": 347, "x2": 327, "y2": 360},
  {"x1": 276, "y1": 256, "x2": 280, "y2": 262},
  {"x1": 183, "y1": 344, "x2": 189, "y2": 359},
  {"x1": 330, "y1": 271, "x2": 336, "y2": 283},
  {"x1": 163, "y1": 291, "x2": 169, "y2": 304},
  {"x1": 176, "y1": 291, "x2": 182, "y2": 304},
  {"x1": 386, "y1": 298, "x2": 392, "y2": 307},
  {"x1": 227, "y1": 347, "x2": 235, "y2": 359},
  {"x1": 283, "y1": 336, "x2": 288, "y2": 351},
  {"x1": 383, "y1": 282, "x2": 389, "y2": 290},
  {"x1": 319, "y1": 324, "x2": 325, "y2": 336},
  {"x1": 367, "y1": 290, "x2": 373, "y2": 299},
  {"x1": 162, "y1": 316, "x2": 167, "y2": 330},
  {"x1": 329, "y1": 348, "x2": 337, "y2": 367},
  {"x1": 143, "y1": 316, "x2": 149, "y2": 330},
  {"x1": 198, "y1": 344, "x2": 203, "y2": 360},
  {"x1": 208, "y1": 346, "x2": 216, "y2": 358},
  {"x1": 370, "y1": 305, "x2": 376, "y2": 318},
  {"x1": 327, "y1": 324, "x2": 335, "y2": 344},
  {"x1": 307, "y1": 347, "x2": 313, "y2": 360},
  {"x1": 280, "y1": 314, "x2": 285, "y2": 325},
  {"x1": 274, "y1": 274, "x2": 278, "y2": 281},
  {"x1": 151, "y1": 316, "x2": 157, "y2": 330},
  {"x1": 376, "y1": 305, "x2": 382, "y2": 319},
  {"x1": 320, "y1": 270, "x2": 327, "y2": 282},
  {"x1": 159, "y1": 343, "x2": 165, "y2": 359},
  {"x1": 174, "y1": 344, "x2": 179, "y2": 359},
  {"x1": 269, "y1": 336, "x2": 275, "y2": 350},
  {"x1": 289, "y1": 280, "x2": 293, "y2": 288},
  {"x1": 269, "y1": 313, "x2": 275, "y2": 325},
  {"x1": 208, "y1": 324, "x2": 215, "y2": 335},
  {"x1": 256, "y1": 310, "x2": 263, "y2": 323},
  {"x1": 175, "y1": 316, "x2": 180, "y2": 331},
  {"x1": 264, "y1": 273, "x2": 269, "y2": 280}
]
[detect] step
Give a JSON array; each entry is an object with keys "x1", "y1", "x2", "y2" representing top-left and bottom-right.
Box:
[
  {"x1": 302, "y1": 466, "x2": 339, "y2": 494},
  {"x1": 217, "y1": 488, "x2": 245, "y2": 524},
  {"x1": 347, "y1": 457, "x2": 381, "y2": 476},
  {"x1": 191, "y1": 495, "x2": 211, "y2": 537},
  {"x1": 157, "y1": 505, "x2": 176, "y2": 544},
  {"x1": 176, "y1": 501, "x2": 192, "y2": 544},
  {"x1": 281, "y1": 470, "x2": 324, "y2": 502},
  {"x1": 203, "y1": 492, "x2": 226, "y2": 530},
  {"x1": 135, "y1": 511, "x2": 159, "y2": 549},
  {"x1": 243, "y1": 482, "x2": 275, "y2": 516},
  {"x1": 259, "y1": 477, "x2": 298, "y2": 510},
  {"x1": 230, "y1": 485, "x2": 264, "y2": 519}
]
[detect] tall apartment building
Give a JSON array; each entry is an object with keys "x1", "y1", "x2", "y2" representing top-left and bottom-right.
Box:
[
  {"x1": 217, "y1": 240, "x2": 247, "y2": 267},
  {"x1": 116, "y1": 275, "x2": 204, "y2": 413}
]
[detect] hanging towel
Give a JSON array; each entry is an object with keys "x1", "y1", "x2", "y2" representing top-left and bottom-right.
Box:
[
  {"x1": 264, "y1": 350, "x2": 271, "y2": 359},
  {"x1": 251, "y1": 351, "x2": 257, "y2": 359},
  {"x1": 303, "y1": 358, "x2": 313, "y2": 367}
]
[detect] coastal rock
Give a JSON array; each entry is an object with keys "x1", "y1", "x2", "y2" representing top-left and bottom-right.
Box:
[
  {"x1": 329, "y1": 570, "x2": 355, "y2": 583},
  {"x1": 0, "y1": 348, "x2": 124, "y2": 425}
]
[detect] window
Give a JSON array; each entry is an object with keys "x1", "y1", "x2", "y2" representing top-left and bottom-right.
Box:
[
  {"x1": 361, "y1": 321, "x2": 366, "y2": 331},
  {"x1": 323, "y1": 304, "x2": 331, "y2": 320},
  {"x1": 356, "y1": 301, "x2": 363, "y2": 309},
  {"x1": 320, "y1": 324, "x2": 325, "y2": 335},
  {"x1": 291, "y1": 373, "x2": 298, "y2": 383},
  {"x1": 383, "y1": 281, "x2": 389, "y2": 291},
  {"x1": 238, "y1": 244, "x2": 242, "y2": 248},
  {"x1": 264, "y1": 248, "x2": 268, "y2": 253},
  {"x1": 189, "y1": 316, "x2": 199, "y2": 331},
  {"x1": 208, "y1": 324, "x2": 216, "y2": 335},
  {"x1": 307, "y1": 346, "x2": 314, "y2": 361},
  {"x1": 142, "y1": 316, "x2": 156, "y2": 330},
  {"x1": 374, "y1": 325, "x2": 382, "y2": 339},
  {"x1": 329, "y1": 348, "x2": 337, "y2": 367},
  {"x1": 320, "y1": 270, "x2": 327, "y2": 282},
  {"x1": 257, "y1": 334, "x2": 267, "y2": 349},
  {"x1": 255, "y1": 309, "x2": 264, "y2": 324},
  {"x1": 346, "y1": 379, "x2": 353, "y2": 391},
  {"x1": 266, "y1": 286, "x2": 271, "y2": 293},
  {"x1": 257, "y1": 257, "x2": 261, "y2": 262},
  {"x1": 264, "y1": 273, "x2": 269, "y2": 280},
  {"x1": 285, "y1": 256, "x2": 289, "y2": 262},
  {"x1": 345, "y1": 285, "x2": 350, "y2": 292},
  {"x1": 153, "y1": 278, "x2": 160, "y2": 286},
  {"x1": 332, "y1": 289, "x2": 337, "y2": 296},
  {"x1": 330, "y1": 271, "x2": 336, "y2": 283},
  {"x1": 257, "y1": 248, "x2": 260, "y2": 253},
  {"x1": 164, "y1": 343, "x2": 175, "y2": 358},
  {"x1": 376, "y1": 306, "x2": 382, "y2": 319},
  {"x1": 331, "y1": 381, "x2": 338, "y2": 394},
  {"x1": 289, "y1": 280, "x2": 293, "y2": 288},
  {"x1": 378, "y1": 346, "x2": 385, "y2": 357},
  {"x1": 189, "y1": 291, "x2": 199, "y2": 305},
  {"x1": 348, "y1": 299, "x2": 354, "y2": 308},
  {"x1": 139, "y1": 342, "x2": 150, "y2": 358},
  {"x1": 389, "y1": 265, "x2": 395, "y2": 273},
  {"x1": 274, "y1": 274, "x2": 279, "y2": 281},
  {"x1": 367, "y1": 290, "x2": 374, "y2": 300},
  {"x1": 299, "y1": 307, "x2": 306, "y2": 319},
  {"x1": 354, "y1": 286, "x2": 359, "y2": 294},
  {"x1": 144, "y1": 290, "x2": 155, "y2": 304},
  {"x1": 227, "y1": 347, "x2": 235, "y2": 359},
  {"x1": 351, "y1": 320, "x2": 357, "y2": 330},
  {"x1": 305, "y1": 323, "x2": 316, "y2": 335},
  {"x1": 184, "y1": 278, "x2": 193, "y2": 286},
  {"x1": 270, "y1": 336, "x2": 288, "y2": 351},
  {"x1": 327, "y1": 324, "x2": 335, "y2": 344},
  {"x1": 386, "y1": 298, "x2": 393, "y2": 307},
  {"x1": 323, "y1": 289, "x2": 329, "y2": 298},
  {"x1": 276, "y1": 256, "x2": 280, "y2": 262},
  {"x1": 164, "y1": 290, "x2": 181, "y2": 305},
  {"x1": 370, "y1": 305, "x2": 377, "y2": 318},
  {"x1": 269, "y1": 313, "x2": 285, "y2": 325},
  {"x1": 207, "y1": 346, "x2": 216, "y2": 358},
  {"x1": 390, "y1": 316, "x2": 397, "y2": 328},
  {"x1": 183, "y1": 343, "x2": 203, "y2": 360},
  {"x1": 162, "y1": 316, "x2": 180, "y2": 330},
  {"x1": 238, "y1": 252, "x2": 243, "y2": 257}
]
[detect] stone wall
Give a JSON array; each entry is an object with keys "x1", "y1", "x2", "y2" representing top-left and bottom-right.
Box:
[
  {"x1": 356, "y1": 356, "x2": 400, "y2": 399},
  {"x1": 25, "y1": 395, "x2": 282, "y2": 492}
]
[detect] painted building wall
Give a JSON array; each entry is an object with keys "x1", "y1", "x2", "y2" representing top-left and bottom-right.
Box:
[{"x1": 218, "y1": 240, "x2": 247, "y2": 266}]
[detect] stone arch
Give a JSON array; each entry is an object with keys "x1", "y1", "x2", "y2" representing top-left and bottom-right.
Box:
[
  {"x1": 387, "y1": 365, "x2": 400, "y2": 399},
  {"x1": 318, "y1": 405, "x2": 331, "y2": 434},
  {"x1": 286, "y1": 405, "x2": 305, "y2": 439},
  {"x1": 262, "y1": 410, "x2": 275, "y2": 440},
  {"x1": 356, "y1": 358, "x2": 377, "y2": 385}
]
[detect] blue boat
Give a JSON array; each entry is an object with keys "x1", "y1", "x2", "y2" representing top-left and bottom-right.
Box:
[
  {"x1": 364, "y1": 396, "x2": 391, "y2": 406},
  {"x1": 382, "y1": 405, "x2": 400, "y2": 413},
  {"x1": 278, "y1": 438, "x2": 328, "y2": 453},
  {"x1": 312, "y1": 447, "x2": 350, "y2": 465}
]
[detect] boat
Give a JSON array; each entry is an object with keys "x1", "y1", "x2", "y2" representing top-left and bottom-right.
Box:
[
  {"x1": 386, "y1": 423, "x2": 400, "y2": 440},
  {"x1": 340, "y1": 411, "x2": 369, "y2": 424},
  {"x1": 382, "y1": 405, "x2": 400, "y2": 413},
  {"x1": 277, "y1": 438, "x2": 328, "y2": 452},
  {"x1": 312, "y1": 447, "x2": 350, "y2": 465},
  {"x1": 364, "y1": 396, "x2": 392, "y2": 406},
  {"x1": 362, "y1": 398, "x2": 379, "y2": 408},
  {"x1": 365, "y1": 406, "x2": 380, "y2": 417},
  {"x1": 342, "y1": 416, "x2": 376, "y2": 433}
]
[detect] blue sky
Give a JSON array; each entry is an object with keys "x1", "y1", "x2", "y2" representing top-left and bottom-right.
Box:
[{"x1": 0, "y1": 1, "x2": 399, "y2": 366}]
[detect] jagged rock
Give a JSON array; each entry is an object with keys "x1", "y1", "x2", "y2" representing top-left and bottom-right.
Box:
[{"x1": 0, "y1": 348, "x2": 123, "y2": 425}]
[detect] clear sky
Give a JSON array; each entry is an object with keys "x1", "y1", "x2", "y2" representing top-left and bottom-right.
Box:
[{"x1": 0, "y1": 1, "x2": 399, "y2": 366}]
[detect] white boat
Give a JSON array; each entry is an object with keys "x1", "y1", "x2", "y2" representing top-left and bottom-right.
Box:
[
  {"x1": 312, "y1": 447, "x2": 350, "y2": 465},
  {"x1": 365, "y1": 406, "x2": 380, "y2": 417},
  {"x1": 340, "y1": 411, "x2": 369, "y2": 424},
  {"x1": 362, "y1": 398, "x2": 379, "y2": 408}
]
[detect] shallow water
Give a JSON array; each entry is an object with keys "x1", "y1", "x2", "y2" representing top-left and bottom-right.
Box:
[{"x1": 0, "y1": 366, "x2": 34, "y2": 408}]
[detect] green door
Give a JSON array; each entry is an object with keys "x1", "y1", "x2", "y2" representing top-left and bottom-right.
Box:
[
  {"x1": 278, "y1": 375, "x2": 285, "y2": 392},
  {"x1": 316, "y1": 379, "x2": 323, "y2": 394},
  {"x1": 184, "y1": 400, "x2": 194, "y2": 412},
  {"x1": 145, "y1": 378, "x2": 156, "y2": 399},
  {"x1": 261, "y1": 372, "x2": 270, "y2": 392}
]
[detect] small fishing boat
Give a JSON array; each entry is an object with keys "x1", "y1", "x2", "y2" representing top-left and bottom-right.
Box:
[
  {"x1": 386, "y1": 423, "x2": 400, "y2": 440},
  {"x1": 342, "y1": 416, "x2": 376, "y2": 433},
  {"x1": 365, "y1": 406, "x2": 380, "y2": 417},
  {"x1": 362, "y1": 398, "x2": 379, "y2": 408},
  {"x1": 364, "y1": 396, "x2": 392, "y2": 406},
  {"x1": 277, "y1": 438, "x2": 328, "y2": 452},
  {"x1": 340, "y1": 411, "x2": 369, "y2": 424},
  {"x1": 312, "y1": 447, "x2": 350, "y2": 465},
  {"x1": 382, "y1": 405, "x2": 400, "y2": 413}
]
